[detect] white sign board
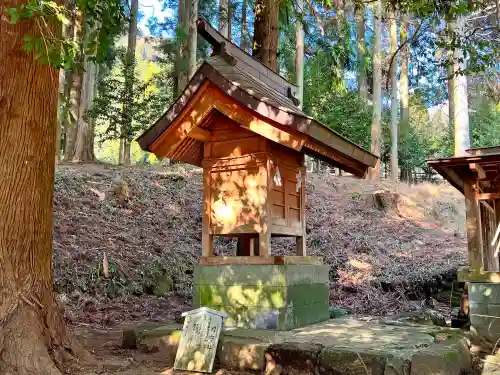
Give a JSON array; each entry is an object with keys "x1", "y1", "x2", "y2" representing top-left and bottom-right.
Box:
[{"x1": 174, "y1": 307, "x2": 228, "y2": 373}]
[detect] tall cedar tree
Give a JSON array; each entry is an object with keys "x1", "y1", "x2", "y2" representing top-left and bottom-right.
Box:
[
  {"x1": 253, "y1": 0, "x2": 279, "y2": 72},
  {"x1": 219, "y1": 0, "x2": 231, "y2": 39},
  {"x1": 0, "y1": 0, "x2": 85, "y2": 372},
  {"x1": 119, "y1": 0, "x2": 139, "y2": 166},
  {"x1": 389, "y1": 6, "x2": 399, "y2": 181},
  {"x1": 355, "y1": 3, "x2": 368, "y2": 99},
  {"x1": 368, "y1": 0, "x2": 383, "y2": 180},
  {"x1": 295, "y1": 0, "x2": 304, "y2": 109},
  {"x1": 240, "y1": 0, "x2": 248, "y2": 51},
  {"x1": 399, "y1": 13, "x2": 410, "y2": 181},
  {"x1": 450, "y1": 16, "x2": 471, "y2": 156}
]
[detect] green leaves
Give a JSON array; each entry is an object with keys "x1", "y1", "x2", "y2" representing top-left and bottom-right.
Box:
[{"x1": 7, "y1": 0, "x2": 126, "y2": 69}]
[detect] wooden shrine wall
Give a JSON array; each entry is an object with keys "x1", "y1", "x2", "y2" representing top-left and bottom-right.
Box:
[
  {"x1": 268, "y1": 143, "x2": 305, "y2": 236},
  {"x1": 202, "y1": 116, "x2": 268, "y2": 235}
]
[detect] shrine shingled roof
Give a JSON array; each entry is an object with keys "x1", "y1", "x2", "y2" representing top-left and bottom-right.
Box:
[{"x1": 137, "y1": 18, "x2": 377, "y2": 177}]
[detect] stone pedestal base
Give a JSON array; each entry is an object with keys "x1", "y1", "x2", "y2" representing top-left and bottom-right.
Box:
[
  {"x1": 193, "y1": 261, "x2": 329, "y2": 330},
  {"x1": 469, "y1": 282, "x2": 500, "y2": 341}
]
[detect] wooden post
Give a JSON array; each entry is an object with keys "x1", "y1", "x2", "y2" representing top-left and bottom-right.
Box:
[
  {"x1": 202, "y1": 169, "x2": 214, "y2": 257},
  {"x1": 296, "y1": 236, "x2": 306, "y2": 256},
  {"x1": 259, "y1": 231, "x2": 271, "y2": 257},
  {"x1": 464, "y1": 179, "x2": 484, "y2": 271}
]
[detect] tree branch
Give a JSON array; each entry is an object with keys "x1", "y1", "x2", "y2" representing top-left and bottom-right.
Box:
[
  {"x1": 385, "y1": 18, "x2": 425, "y2": 90},
  {"x1": 305, "y1": 0, "x2": 324, "y2": 35}
]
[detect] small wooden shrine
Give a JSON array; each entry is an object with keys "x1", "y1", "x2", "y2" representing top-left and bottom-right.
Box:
[
  {"x1": 429, "y1": 147, "x2": 500, "y2": 279},
  {"x1": 429, "y1": 147, "x2": 500, "y2": 340},
  {"x1": 138, "y1": 18, "x2": 376, "y2": 330},
  {"x1": 138, "y1": 18, "x2": 376, "y2": 262}
]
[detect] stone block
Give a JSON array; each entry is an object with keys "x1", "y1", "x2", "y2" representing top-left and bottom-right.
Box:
[
  {"x1": 193, "y1": 264, "x2": 329, "y2": 330},
  {"x1": 409, "y1": 339, "x2": 471, "y2": 375},
  {"x1": 469, "y1": 283, "x2": 500, "y2": 304},
  {"x1": 318, "y1": 347, "x2": 387, "y2": 375},
  {"x1": 217, "y1": 336, "x2": 269, "y2": 371},
  {"x1": 266, "y1": 342, "x2": 323, "y2": 375}
]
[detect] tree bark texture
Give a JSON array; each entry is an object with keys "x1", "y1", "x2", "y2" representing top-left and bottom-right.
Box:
[
  {"x1": 186, "y1": 0, "x2": 199, "y2": 80},
  {"x1": 73, "y1": 60, "x2": 97, "y2": 162},
  {"x1": 389, "y1": 6, "x2": 398, "y2": 181},
  {"x1": 368, "y1": 0, "x2": 382, "y2": 181},
  {"x1": 252, "y1": 0, "x2": 279, "y2": 72},
  {"x1": 63, "y1": 8, "x2": 82, "y2": 162},
  {"x1": 72, "y1": 22, "x2": 97, "y2": 163},
  {"x1": 295, "y1": 0, "x2": 304, "y2": 109},
  {"x1": 218, "y1": 0, "x2": 230, "y2": 39},
  {"x1": 0, "y1": 0, "x2": 84, "y2": 372},
  {"x1": 355, "y1": 4, "x2": 368, "y2": 99},
  {"x1": 119, "y1": 0, "x2": 139, "y2": 166},
  {"x1": 451, "y1": 16, "x2": 470, "y2": 156},
  {"x1": 176, "y1": 0, "x2": 188, "y2": 94},
  {"x1": 399, "y1": 13, "x2": 410, "y2": 181},
  {"x1": 240, "y1": 0, "x2": 248, "y2": 51}
]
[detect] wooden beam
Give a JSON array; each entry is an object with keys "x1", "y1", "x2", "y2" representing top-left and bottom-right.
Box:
[
  {"x1": 464, "y1": 179, "x2": 484, "y2": 271},
  {"x1": 481, "y1": 200, "x2": 495, "y2": 214},
  {"x1": 188, "y1": 127, "x2": 210, "y2": 142},
  {"x1": 470, "y1": 163, "x2": 487, "y2": 179},
  {"x1": 458, "y1": 267, "x2": 500, "y2": 283},
  {"x1": 199, "y1": 256, "x2": 323, "y2": 266},
  {"x1": 478, "y1": 193, "x2": 500, "y2": 200}
]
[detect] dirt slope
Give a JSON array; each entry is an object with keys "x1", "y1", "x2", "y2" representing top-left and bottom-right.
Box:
[{"x1": 53, "y1": 164, "x2": 466, "y2": 327}]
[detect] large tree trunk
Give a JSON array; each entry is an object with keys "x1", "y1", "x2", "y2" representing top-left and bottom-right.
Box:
[
  {"x1": 218, "y1": 0, "x2": 230, "y2": 39},
  {"x1": 252, "y1": 0, "x2": 280, "y2": 72},
  {"x1": 0, "y1": 0, "x2": 84, "y2": 373},
  {"x1": 368, "y1": 0, "x2": 382, "y2": 181},
  {"x1": 240, "y1": 0, "x2": 248, "y2": 51},
  {"x1": 450, "y1": 16, "x2": 470, "y2": 156},
  {"x1": 399, "y1": 13, "x2": 410, "y2": 181},
  {"x1": 389, "y1": 6, "x2": 398, "y2": 181},
  {"x1": 186, "y1": 0, "x2": 198, "y2": 80},
  {"x1": 295, "y1": 0, "x2": 304, "y2": 109},
  {"x1": 119, "y1": 0, "x2": 139, "y2": 166},
  {"x1": 355, "y1": 4, "x2": 368, "y2": 99}
]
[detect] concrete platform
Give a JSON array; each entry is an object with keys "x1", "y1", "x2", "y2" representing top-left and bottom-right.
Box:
[{"x1": 123, "y1": 318, "x2": 472, "y2": 374}]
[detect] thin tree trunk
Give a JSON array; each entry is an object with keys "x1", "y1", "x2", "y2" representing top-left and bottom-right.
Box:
[
  {"x1": 73, "y1": 23, "x2": 96, "y2": 163},
  {"x1": 451, "y1": 16, "x2": 470, "y2": 156},
  {"x1": 240, "y1": 0, "x2": 248, "y2": 51},
  {"x1": 399, "y1": 13, "x2": 410, "y2": 181},
  {"x1": 119, "y1": 0, "x2": 139, "y2": 166},
  {"x1": 0, "y1": 0, "x2": 85, "y2": 372},
  {"x1": 176, "y1": 0, "x2": 188, "y2": 94},
  {"x1": 252, "y1": 0, "x2": 280, "y2": 72},
  {"x1": 219, "y1": 0, "x2": 230, "y2": 38},
  {"x1": 63, "y1": 10, "x2": 83, "y2": 162},
  {"x1": 295, "y1": 0, "x2": 304, "y2": 109},
  {"x1": 64, "y1": 64, "x2": 82, "y2": 161},
  {"x1": 56, "y1": 69, "x2": 64, "y2": 162},
  {"x1": 186, "y1": 0, "x2": 198, "y2": 80},
  {"x1": 73, "y1": 61, "x2": 97, "y2": 162},
  {"x1": 368, "y1": 0, "x2": 382, "y2": 181},
  {"x1": 355, "y1": 4, "x2": 368, "y2": 99},
  {"x1": 389, "y1": 6, "x2": 398, "y2": 181}
]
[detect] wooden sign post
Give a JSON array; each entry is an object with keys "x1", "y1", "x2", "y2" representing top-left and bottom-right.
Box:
[{"x1": 174, "y1": 307, "x2": 228, "y2": 373}]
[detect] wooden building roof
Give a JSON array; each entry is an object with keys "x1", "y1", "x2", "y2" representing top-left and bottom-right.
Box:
[
  {"x1": 428, "y1": 147, "x2": 500, "y2": 195},
  {"x1": 137, "y1": 18, "x2": 377, "y2": 177}
]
